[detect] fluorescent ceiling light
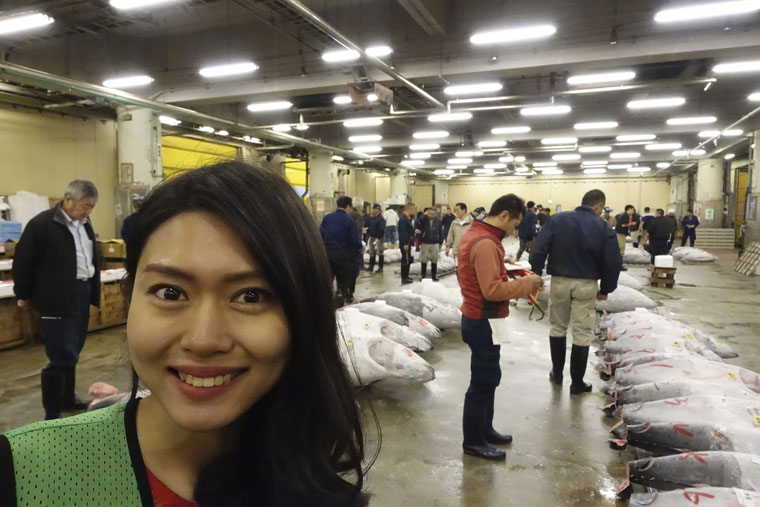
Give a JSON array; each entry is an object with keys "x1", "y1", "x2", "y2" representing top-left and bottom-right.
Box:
[
  {"x1": 410, "y1": 143, "x2": 439, "y2": 151},
  {"x1": 295, "y1": 123, "x2": 309, "y2": 131},
  {"x1": 434, "y1": 169, "x2": 455, "y2": 175},
  {"x1": 610, "y1": 152, "x2": 641, "y2": 159},
  {"x1": 514, "y1": 156, "x2": 526, "y2": 162},
  {"x1": 332, "y1": 155, "x2": 344, "y2": 162},
  {"x1": 216, "y1": 130, "x2": 229, "y2": 136},
  {"x1": 158, "y1": 115, "x2": 180, "y2": 126},
  {"x1": 542, "y1": 137, "x2": 578, "y2": 145},
  {"x1": 0, "y1": 12, "x2": 54, "y2": 34},
  {"x1": 199, "y1": 62, "x2": 258, "y2": 78},
  {"x1": 627, "y1": 97, "x2": 685, "y2": 109},
  {"x1": 344, "y1": 118, "x2": 384, "y2": 128},
  {"x1": 491, "y1": 125, "x2": 531, "y2": 135},
  {"x1": 470, "y1": 25, "x2": 557, "y2": 45},
  {"x1": 578, "y1": 146, "x2": 611, "y2": 153},
  {"x1": 409, "y1": 152, "x2": 431, "y2": 159},
  {"x1": 353, "y1": 145, "x2": 382, "y2": 153},
  {"x1": 447, "y1": 165, "x2": 468, "y2": 169},
  {"x1": 656, "y1": 162, "x2": 671, "y2": 168},
  {"x1": 456, "y1": 151, "x2": 483, "y2": 157},
  {"x1": 521, "y1": 104, "x2": 571, "y2": 116},
  {"x1": 499, "y1": 155, "x2": 514, "y2": 162},
  {"x1": 272, "y1": 124, "x2": 292, "y2": 132},
  {"x1": 552, "y1": 153, "x2": 581, "y2": 161},
  {"x1": 413, "y1": 130, "x2": 449, "y2": 139},
  {"x1": 242, "y1": 136, "x2": 261, "y2": 144},
  {"x1": 444, "y1": 82, "x2": 503, "y2": 96},
  {"x1": 533, "y1": 162, "x2": 558, "y2": 167},
  {"x1": 478, "y1": 140, "x2": 507, "y2": 148},
  {"x1": 749, "y1": 92, "x2": 760, "y2": 101},
  {"x1": 567, "y1": 71, "x2": 635, "y2": 86},
  {"x1": 628, "y1": 167, "x2": 651, "y2": 173},
  {"x1": 110, "y1": 0, "x2": 178, "y2": 9},
  {"x1": 574, "y1": 121, "x2": 619, "y2": 130},
  {"x1": 484, "y1": 163, "x2": 507, "y2": 169},
  {"x1": 724, "y1": 153, "x2": 736, "y2": 160},
  {"x1": 582, "y1": 160, "x2": 608, "y2": 166},
  {"x1": 198, "y1": 126, "x2": 215, "y2": 133},
  {"x1": 566, "y1": 85, "x2": 638, "y2": 95},
  {"x1": 645, "y1": 142, "x2": 682, "y2": 151},
  {"x1": 103, "y1": 75, "x2": 154, "y2": 88},
  {"x1": 401, "y1": 160, "x2": 425, "y2": 166},
  {"x1": 515, "y1": 166, "x2": 530, "y2": 173},
  {"x1": 713, "y1": 59, "x2": 760, "y2": 74},
  {"x1": 583, "y1": 168, "x2": 607, "y2": 174},
  {"x1": 365, "y1": 45, "x2": 393, "y2": 57},
  {"x1": 348, "y1": 134, "x2": 382, "y2": 143},
  {"x1": 333, "y1": 95, "x2": 353, "y2": 105},
  {"x1": 666, "y1": 116, "x2": 717, "y2": 125},
  {"x1": 673, "y1": 149, "x2": 706, "y2": 156},
  {"x1": 428, "y1": 112, "x2": 473, "y2": 122},
  {"x1": 655, "y1": 1, "x2": 760, "y2": 23},
  {"x1": 608, "y1": 164, "x2": 633, "y2": 169},
  {"x1": 698, "y1": 129, "x2": 743, "y2": 137},
  {"x1": 721, "y1": 129, "x2": 744, "y2": 136},
  {"x1": 542, "y1": 169, "x2": 564, "y2": 175},
  {"x1": 247, "y1": 100, "x2": 292, "y2": 112},
  {"x1": 474, "y1": 168, "x2": 495, "y2": 174},
  {"x1": 322, "y1": 49, "x2": 361, "y2": 62},
  {"x1": 448, "y1": 158, "x2": 472, "y2": 164},
  {"x1": 367, "y1": 93, "x2": 379, "y2": 102},
  {"x1": 616, "y1": 134, "x2": 656, "y2": 141}
]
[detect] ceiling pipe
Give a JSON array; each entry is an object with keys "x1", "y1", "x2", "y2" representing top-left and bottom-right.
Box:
[{"x1": 277, "y1": 0, "x2": 446, "y2": 110}]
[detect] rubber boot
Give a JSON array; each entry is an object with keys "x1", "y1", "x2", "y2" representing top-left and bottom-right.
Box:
[
  {"x1": 376, "y1": 257, "x2": 384, "y2": 273},
  {"x1": 431, "y1": 263, "x2": 439, "y2": 282},
  {"x1": 420, "y1": 262, "x2": 427, "y2": 280},
  {"x1": 569, "y1": 344, "x2": 593, "y2": 394},
  {"x1": 462, "y1": 398, "x2": 506, "y2": 460},
  {"x1": 41, "y1": 369, "x2": 64, "y2": 420},
  {"x1": 484, "y1": 395, "x2": 512, "y2": 445},
  {"x1": 62, "y1": 366, "x2": 89, "y2": 411},
  {"x1": 549, "y1": 336, "x2": 567, "y2": 385},
  {"x1": 368, "y1": 255, "x2": 375, "y2": 273}
]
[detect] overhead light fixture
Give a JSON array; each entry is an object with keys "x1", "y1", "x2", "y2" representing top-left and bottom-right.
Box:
[
  {"x1": 242, "y1": 136, "x2": 261, "y2": 144},
  {"x1": 542, "y1": 137, "x2": 578, "y2": 145},
  {"x1": 484, "y1": 163, "x2": 507, "y2": 169},
  {"x1": 515, "y1": 166, "x2": 530, "y2": 173},
  {"x1": 215, "y1": 130, "x2": 229, "y2": 136},
  {"x1": 491, "y1": 125, "x2": 531, "y2": 135},
  {"x1": 616, "y1": 134, "x2": 656, "y2": 141},
  {"x1": 456, "y1": 150, "x2": 483, "y2": 157},
  {"x1": 332, "y1": 155, "x2": 344, "y2": 162},
  {"x1": 583, "y1": 168, "x2": 607, "y2": 174},
  {"x1": 198, "y1": 126, "x2": 215, "y2": 133},
  {"x1": 401, "y1": 160, "x2": 425, "y2": 166},
  {"x1": 333, "y1": 95, "x2": 353, "y2": 105},
  {"x1": 499, "y1": 155, "x2": 514, "y2": 162},
  {"x1": 656, "y1": 162, "x2": 671, "y2": 169},
  {"x1": 413, "y1": 130, "x2": 449, "y2": 139},
  {"x1": 367, "y1": 93, "x2": 379, "y2": 102},
  {"x1": 158, "y1": 115, "x2": 180, "y2": 126},
  {"x1": 655, "y1": 1, "x2": 760, "y2": 22},
  {"x1": 565, "y1": 85, "x2": 638, "y2": 95},
  {"x1": 272, "y1": 124, "x2": 292, "y2": 132},
  {"x1": 542, "y1": 169, "x2": 564, "y2": 175},
  {"x1": 294, "y1": 123, "x2": 309, "y2": 131},
  {"x1": 365, "y1": 45, "x2": 393, "y2": 57},
  {"x1": 322, "y1": 49, "x2": 361, "y2": 62},
  {"x1": 721, "y1": 129, "x2": 744, "y2": 136},
  {"x1": 521, "y1": 104, "x2": 571, "y2": 116},
  {"x1": 478, "y1": 140, "x2": 507, "y2": 148},
  {"x1": 645, "y1": 142, "x2": 682, "y2": 151},
  {"x1": 0, "y1": 12, "x2": 54, "y2": 34},
  {"x1": 353, "y1": 145, "x2": 382, "y2": 153},
  {"x1": 110, "y1": 0, "x2": 178, "y2": 9},
  {"x1": 470, "y1": 25, "x2": 557, "y2": 45},
  {"x1": 552, "y1": 153, "x2": 581, "y2": 161},
  {"x1": 582, "y1": 160, "x2": 609, "y2": 166},
  {"x1": 666, "y1": 116, "x2": 717, "y2": 125},
  {"x1": 428, "y1": 111, "x2": 473, "y2": 122},
  {"x1": 348, "y1": 134, "x2": 382, "y2": 143},
  {"x1": 574, "y1": 121, "x2": 619, "y2": 130},
  {"x1": 448, "y1": 158, "x2": 472, "y2": 164},
  {"x1": 199, "y1": 62, "x2": 258, "y2": 78},
  {"x1": 749, "y1": 92, "x2": 760, "y2": 101},
  {"x1": 344, "y1": 117, "x2": 384, "y2": 128},
  {"x1": 434, "y1": 169, "x2": 455, "y2": 175},
  {"x1": 410, "y1": 143, "x2": 439, "y2": 150},
  {"x1": 447, "y1": 165, "x2": 468, "y2": 169},
  {"x1": 724, "y1": 153, "x2": 736, "y2": 160},
  {"x1": 673, "y1": 149, "x2": 706, "y2": 156},
  {"x1": 474, "y1": 168, "x2": 496, "y2": 174},
  {"x1": 610, "y1": 152, "x2": 641, "y2": 159},
  {"x1": 628, "y1": 166, "x2": 651, "y2": 173},
  {"x1": 713, "y1": 60, "x2": 760, "y2": 74},
  {"x1": 444, "y1": 82, "x2": 503, "y2": 96},
  {"x1": 698, "y1": 129, "x2": 743, "y2": 137},
  {"x1": 409, "y1": 152, "x2": 431, "y2": 159},
  {"x1": 533, "y1": 162, "x2": 558, "y2": 167},
  {"x1": 247, "y1": 100, "x2": 293, "y2": 112},
  {"x1": 579, "y1": 146, "x2": 612, "y2": 153},
  {"x1": 627, "y1": 97, "x2": 686, "y2": 109},
  {"x1": 567, "y1": 71, "x2": 635, "y2": 85},
  {"x1": 514, "y1": 156, "x2": 526, "y2": 162},
  {"x1": 103, "y1": 75, "x2": 154, "y2": 88},
  {"x1": 608, "y1": 164, "x2": 633, "y2": 169}
]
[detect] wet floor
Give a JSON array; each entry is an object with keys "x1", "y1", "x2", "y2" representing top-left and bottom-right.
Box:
[{"x1": 1, "y1": 240, "x2": 759, "y2": 506}]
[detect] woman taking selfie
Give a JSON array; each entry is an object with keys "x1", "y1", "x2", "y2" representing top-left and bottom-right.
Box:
[{"x1": 0, "y1": 162, "x2": 371, "y2": 506}]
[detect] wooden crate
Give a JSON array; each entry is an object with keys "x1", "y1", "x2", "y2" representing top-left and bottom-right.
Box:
[
  {"x1": 0, "y1": 299, "x2": 40, "y2": 349},
  {"x1": 650, "y1": 266, "x2": 676, "y2": 288},
  {"x1": 88, "y1": 280, "x2": 128, "y2": 331}
]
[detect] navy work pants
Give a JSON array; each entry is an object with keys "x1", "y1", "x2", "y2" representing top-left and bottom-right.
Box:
[
  {"x1": 681, "y1": 228, "x2": 696, "y2": 247},
  {"x1": 41, "y1": 280, "x2": 92, "y2": 374}
]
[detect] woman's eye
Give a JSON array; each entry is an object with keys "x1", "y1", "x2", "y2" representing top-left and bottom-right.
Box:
[
  {"x1": 154, "y1": 286, "x2": 186, "y2": 301},
  {"x1": 233, "y1": 289, "x2": 264, "y2": 304}
]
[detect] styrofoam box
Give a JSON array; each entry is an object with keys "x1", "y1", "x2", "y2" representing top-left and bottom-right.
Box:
[{"x1": 654, "y1": 255, "x2": 674, "y2": 268}]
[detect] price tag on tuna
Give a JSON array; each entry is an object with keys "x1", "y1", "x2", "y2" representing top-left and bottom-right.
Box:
[
  {"x1": 754, "y1": 415, "x2": 760, "y2": 427},
  {"x1": 672, "y1": 341, "x2": 681, "y2": 347},
  {"x1": 715, "y1": 338, "x2": 726, "y2": 345},
  {"x1": 346, "y1": 339, "x2": 354, "y2": 347},
  {"x1": 727, "y1": 372, "x2": 736, "y2": 380}
]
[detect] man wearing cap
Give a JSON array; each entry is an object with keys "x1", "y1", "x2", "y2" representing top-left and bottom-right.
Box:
[
  {"x1": 601, "y1": 206, "x2": 616, "y2": 228},
  {"x1": 681, "y1": 209, "x2": 700, "y2": 247},
  {"x1": 366, "y1": 204, "x2": 387, "y2": 273}
]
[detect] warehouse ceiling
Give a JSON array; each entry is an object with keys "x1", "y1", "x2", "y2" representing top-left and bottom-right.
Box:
[{"x1": 0, "y1": 0, "x2": 759, "y2": 178}]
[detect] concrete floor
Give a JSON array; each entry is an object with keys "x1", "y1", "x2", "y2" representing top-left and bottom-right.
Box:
[{"x1": 1, "y1": 240, "x2": 759, "y2": 506}]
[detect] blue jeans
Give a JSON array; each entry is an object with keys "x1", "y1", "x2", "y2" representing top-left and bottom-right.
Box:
[
  {"x1": 462, "y1": 315, "x2": 502, "y2": 404},
  {"x1": 41, "y1": 280, "x2": 91, "y2": 373}
]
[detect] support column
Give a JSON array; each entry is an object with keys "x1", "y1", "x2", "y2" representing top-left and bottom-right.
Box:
[
  {"x1": 745, "y1": 130, "x2": 760, "y2": 245},
  {"x1": 308, "y1": 149, "x2": 335, "y2": 222},
  {"x1": 390, "y1": 168, "x2": 409, "y2": 204},
  {"x1": 695, "y1": 158, "x2": 724, "y2": 228}
]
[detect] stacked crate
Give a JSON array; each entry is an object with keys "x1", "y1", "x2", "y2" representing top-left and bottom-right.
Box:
[
  {"x1": 89, "y1": 281, "x2": 127, "y2": 331},
  {"x1": 650, "y1": 266, "x2": 676, "y2": 288}
]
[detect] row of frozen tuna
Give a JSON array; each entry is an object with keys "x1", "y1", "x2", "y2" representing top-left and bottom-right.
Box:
[
  {"x1": 336, "y1": 285, "x2": 462, "y2": 386},
  {"x1": 623, "y1": 245, "x2": 717, "y2": 265},
  {"x1": 596, "y1": 309, "x2": 759, "y2": 504}
]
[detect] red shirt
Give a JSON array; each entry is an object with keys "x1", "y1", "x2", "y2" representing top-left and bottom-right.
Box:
[{"x1": 146, "y1": 467, "x2": 198, "y2": 507}]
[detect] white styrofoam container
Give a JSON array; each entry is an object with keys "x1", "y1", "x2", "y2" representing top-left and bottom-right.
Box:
[{"x1": 654, "y1": 255, "x2": 674, "y2": 268}]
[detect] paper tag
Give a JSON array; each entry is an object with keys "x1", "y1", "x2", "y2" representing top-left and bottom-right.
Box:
[
  {"x1": 727, "y1": 371, "x2": 737, "y2": 380},
  {"x1": 715, "y1": 338, "x2": 726, "y2": 345},
  {"x1": 753, "y1": 414, "x2": 760, "y2": 427},
  {"x1": 345, "y1": 338, "x2": 354, "y2": 347},
  {"x1": 684, "y1": 332, "x2": 693, "y2": 339},
  {"x1": 364, "y1": 322, "x2": 370, "y2": 329},
  {"x1": 673, "y1": 341, "x2": 681, "y2": 347}
]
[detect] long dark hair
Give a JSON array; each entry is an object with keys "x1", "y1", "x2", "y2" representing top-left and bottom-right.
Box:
[{"x1": 124, "y1": 161, "x2": 372, "y2": 506}]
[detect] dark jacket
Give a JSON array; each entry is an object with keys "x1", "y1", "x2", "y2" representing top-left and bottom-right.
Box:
[
  {"x1": 398, "y1": 212, "x2": 416, "y2": 246},
  {"x1": 682, "y1": 215, "x2": 700, "y2": 230},
  {"x1": 417, "y1": 216, "x2": 444, "y2": 244},
  {"x1": 365, "y1": 214, "x2": 386, "y2": 239},
  {"x1": 641, "y1": 214, "x2": 654, "y2": 232},
  {"x1": 517, "y1": 209, "x2": 538, "y2": 240},
  {"x1": 665, "y1": 216, "x2": 678, "y2": 237},
  {"x1": 537, "y1": 212, "x2": 548, "y2": 228},
  {"x1": 647, "y1": 216, "x2": 672, "y2": 241},
  {"x1": 120, "y1": 213, "x2": 137, "y2": 243},
  {"x1": 349, "y1": 210, "x2": 364, "y2": 232},
  {"x1": 441, "y1": 213, "x2": 455, "y2": 238},
  {"x1": 12, "y1": 203, "x2": 101, "y2": 314},
  {"x1": 530, "y1": 206, "x2": 622, "y2": 295},
  {"x1": 320, "y1": 209, "x2": 362, "y2": 251},
  {"x1": 615, "y1": 213, "x2": 638, "y2": 236}
]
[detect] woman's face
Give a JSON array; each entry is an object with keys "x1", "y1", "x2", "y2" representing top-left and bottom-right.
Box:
[{"x1": 127, "y1": 211, "x2": 290, "y2": 433}]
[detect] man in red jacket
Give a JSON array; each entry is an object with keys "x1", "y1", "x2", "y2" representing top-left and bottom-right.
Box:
[{"x1": 457, "y1": 194, "x2": 543, "y2": 460}]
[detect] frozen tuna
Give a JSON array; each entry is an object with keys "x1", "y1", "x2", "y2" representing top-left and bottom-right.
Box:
[
  {"x1": 372, "y1": 290, "x2": 461, "y2": 329},
  {"x1": 629, "y1": 487, "x2": 760, "y2": 507},
  {"x1": 337, "y1": 308, "x2": 432, "y2": 352},
  {"x1": 596, "y1": 285, "x2": 657, "y2": 313},
  {"x1": 613, "y1": 375, "x2": 760, "y2": 406},
  {"x1": 672, "y1": 246, "x2": 718, "y2": 263},
  {"x1": 614, "y1": 358, "x2": 754, "y2": 387},
  {"x1": 350, "y1": 301, "x2": 441, "y2": 340},
  {"x1": 623, "y1": 245, "x2": 651, "y2": 264},
  {"x1": 410, "y1": 279, "x2": 464, "y2": 307},
  {"x1": 618, "y1": 421, "x2": 760, "y2": 456}
]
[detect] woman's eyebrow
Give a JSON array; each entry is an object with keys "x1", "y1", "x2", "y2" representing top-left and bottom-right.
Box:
[{"x1": 143, "y1": 263, "x2": 263, "y2": 283}]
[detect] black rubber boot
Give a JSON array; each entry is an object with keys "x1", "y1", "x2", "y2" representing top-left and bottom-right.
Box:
[
  {"x1": 62, "y1": 366, "x2": 89, "y2": 411},
  {"x1": 376, "y1": 257, "x2": 384, "y2": 273},
  {"x1": 569, "y1": 344, "x2": 593, "y2": 394},
  {"x1": 485, "y1": 396, "x2": 512, "y2": 445},
  {"x1": 549, "y1": 336, "x2": 567, "y2": 385},
  {"x1": 462, "y1": 398, "x2": 506, "y2": 460},
  {"x1": 368, "y1": 255, "x2": 375, "y2": 272},
  {"x1": 41, "y1": 369, "x2": 64, "y2": 420},
  {"x1": 431, "y1": 263, "x2": 439, "y2": 281},
  {"x1": 420, "y1": 262, "x2": 427, "y2": 280}
]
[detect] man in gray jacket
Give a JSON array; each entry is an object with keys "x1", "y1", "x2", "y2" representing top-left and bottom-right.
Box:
[{"x1": 445, "y1": 202, "x2": 472, "y2": 260}]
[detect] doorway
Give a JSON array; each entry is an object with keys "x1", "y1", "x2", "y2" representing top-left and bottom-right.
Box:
[{"x1": 734, "y1": 168, "x2": 749, "y2": 246}]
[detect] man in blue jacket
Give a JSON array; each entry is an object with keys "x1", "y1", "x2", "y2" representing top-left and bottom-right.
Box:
[
  {"x1": 398, "y1": 202, "x2": 418, "y2": 285},
  {"x1": 320, "y1": 196, "x2": 363, "y2": 305},
  {"x1": 365, "y1": 204, "x2": 386, "y2": 273},
  {"x1": 681, "y1": 209, "x2": 700, "y2": 247},
  {"x1": 516, "y1": 200, "x2": 538, "y2": 260},
  {"x1": 530, "y1": 189, "x2": 622, "y2": 394}
]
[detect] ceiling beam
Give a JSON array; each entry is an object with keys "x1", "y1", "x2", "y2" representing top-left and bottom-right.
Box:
[{"x1": 395, "y1": 0, "x2": 445, "y2": 36}]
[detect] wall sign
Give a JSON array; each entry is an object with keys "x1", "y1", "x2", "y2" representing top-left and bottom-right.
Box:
[
  {"x1": 705, "y1": 208, "x2": 714, "y2": 220},
  {"x1": 748, "y1": 196, "x2": 757, "y2": 221}
]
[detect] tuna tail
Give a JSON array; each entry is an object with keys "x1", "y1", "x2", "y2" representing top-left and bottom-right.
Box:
[{"x1": 616, "y1": 463, "x2": 633, "y2": 500}]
